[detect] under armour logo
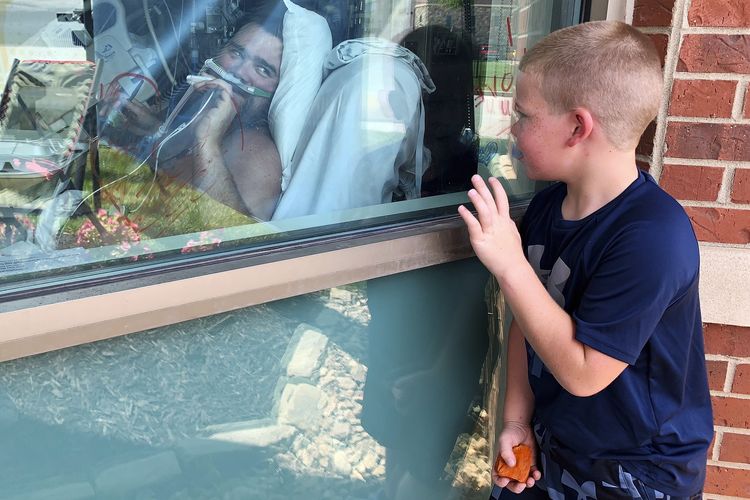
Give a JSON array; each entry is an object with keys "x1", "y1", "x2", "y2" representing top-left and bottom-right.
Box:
[{"x1": 527, "y1": 245, "x2": 570, "y2": 307}]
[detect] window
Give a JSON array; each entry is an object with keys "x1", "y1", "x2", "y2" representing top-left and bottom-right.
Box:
[
  {"x1": 0, "y1": 1, "x2": 589, "y2": 497},
  {"x1": 0, "y1": 0, "x2": 575, "y2": 299},
  {"x1": 0, "y1": 260, "x2": 506, "y2": 499}
]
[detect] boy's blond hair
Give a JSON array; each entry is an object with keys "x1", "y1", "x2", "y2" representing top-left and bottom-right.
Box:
[{"x1": 519, "y1": 21, "x2": 662, "y2": 150}]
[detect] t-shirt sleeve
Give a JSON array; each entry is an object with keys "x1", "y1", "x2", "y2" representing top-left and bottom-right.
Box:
[{"x1": 573, "y1": 218, "x2": 699, "y2": 365}]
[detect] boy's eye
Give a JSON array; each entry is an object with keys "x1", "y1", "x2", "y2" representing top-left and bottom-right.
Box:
[{"x1": 256, "y1": 65, "x2": 271, "y2": 78}]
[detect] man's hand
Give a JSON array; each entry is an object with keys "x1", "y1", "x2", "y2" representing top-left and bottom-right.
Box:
[
  {"x1": 191, "y1": 78, "x2": 244, "y2": 151},
  {"x1": 98, "y1": 88, "x2": 161, "y2": 147},
  {"x1": 116, "y1": 99, "x2": 162, "y2": 136},
  {"x1": 458, "y1": 175, "x2": 526, "y2": 280},
  {"x1": 493, "y1": 421, "x2": 542, "y2": 493}
]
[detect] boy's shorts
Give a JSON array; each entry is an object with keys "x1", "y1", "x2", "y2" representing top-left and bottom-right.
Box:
[{"x1": 492, "y1": 423, "x2": 702, "y2": 500}]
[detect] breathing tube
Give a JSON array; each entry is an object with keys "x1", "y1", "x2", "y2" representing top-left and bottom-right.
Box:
[{"x1": 194, "y1": 58, "x2": 273, "y2": 99}]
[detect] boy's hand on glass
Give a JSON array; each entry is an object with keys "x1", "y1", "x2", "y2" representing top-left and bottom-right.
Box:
[
  {"x1": 493, "y1": 421, "x2": 542, "y2": 493},
  {"x1": 458, "y1": 175, "x2": 525, "y2": 280}
]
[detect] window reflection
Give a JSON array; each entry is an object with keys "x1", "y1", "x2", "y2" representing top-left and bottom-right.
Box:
[
  {"x1": 0, "y1": 260, "x2": 496, "y2": 499},
  {"x1": 0, "y1": 0, "x2": 553, "y2": 285}
]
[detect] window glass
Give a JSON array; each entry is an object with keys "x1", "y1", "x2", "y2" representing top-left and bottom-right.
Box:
[
  {"x1": 0, "y1": 0, "x2": 567, "y2": 290},
  {"x1": 0, "y1": 259, "x2": 504, "y2": 499}
]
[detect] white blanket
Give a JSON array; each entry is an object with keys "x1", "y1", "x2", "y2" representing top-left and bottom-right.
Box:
[{"x1": 271, "y1": 39, "x2": 434, "y2": 220}]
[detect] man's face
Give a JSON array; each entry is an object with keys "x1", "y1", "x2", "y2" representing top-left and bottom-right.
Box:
[{"x1": 215, "y1": 23, "x2": 282, "y2": 122}]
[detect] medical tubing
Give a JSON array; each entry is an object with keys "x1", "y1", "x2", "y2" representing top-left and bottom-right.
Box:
[
  {"x1": 137, "y1": 87, "x2": 218, "y2": 213},
  {"x1": 144, "y1": 0, "x2": 178, "y2": 86},
  {"x1": 201, "y1": 58, "x2": 273, "y2": 98},
  {"x1": 56, "y1": 87, "x2": 217, "y2": 244}
]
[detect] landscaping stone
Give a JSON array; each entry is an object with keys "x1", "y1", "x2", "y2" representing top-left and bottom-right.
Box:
[
  {"x1": 286, "y1": 326, "x2": 328, "y2": 378},
  {"x1": 209, "y1": 424, "x2": 296, "y2": 447},
  {"x1": 277, "y1": 383, "x2": 327, "y2": 431}
]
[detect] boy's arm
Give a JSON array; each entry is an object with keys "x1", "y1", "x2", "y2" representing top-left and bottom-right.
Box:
[
  {"x1": 458, "y1": 175, "x2": 627, "y2": 397},
  {"x1": 503, "y1": 319, "x2": 534, "y2": 425},
  {"x1": 494, "y1": 318, "x2": 542, "y2": 492}
]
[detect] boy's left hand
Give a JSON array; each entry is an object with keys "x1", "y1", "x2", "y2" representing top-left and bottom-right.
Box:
[{"x1": 458, "y1": 175, "x2": 526, "y2": 280}]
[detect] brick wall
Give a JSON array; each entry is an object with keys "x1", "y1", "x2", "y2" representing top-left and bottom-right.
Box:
[{"x1": 633, "y1": 0, "x2": 750, "y2": 496}]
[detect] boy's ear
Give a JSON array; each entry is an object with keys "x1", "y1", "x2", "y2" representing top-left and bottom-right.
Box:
[{"x1": 566, "y1": 108, "x2": 594, "y2": 147}]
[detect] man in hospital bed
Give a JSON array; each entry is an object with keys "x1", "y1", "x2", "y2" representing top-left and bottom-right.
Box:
[
  {"x1": 103, "y1": 2, "x2": 287, "y2": 220},
  {"x1": 104, "y1": 0, "x2": 434, "y2": 223}
]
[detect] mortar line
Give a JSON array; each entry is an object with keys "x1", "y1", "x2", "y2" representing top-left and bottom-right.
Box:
[{"x1": 650, "y1": 0, "x2": 690, "y2": 182}]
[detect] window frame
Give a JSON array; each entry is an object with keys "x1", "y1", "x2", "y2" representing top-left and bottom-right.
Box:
[
  {"x1": 0, "y1": 205, "x2": 526, "y2": 363},
  {"x1": 0, "y1": 0, "x2": 604, "y2": 362}
]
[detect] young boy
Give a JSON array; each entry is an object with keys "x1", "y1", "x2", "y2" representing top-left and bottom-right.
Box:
[{"x1": 458, "y1": 21, "x2": 713, "y2": 499}]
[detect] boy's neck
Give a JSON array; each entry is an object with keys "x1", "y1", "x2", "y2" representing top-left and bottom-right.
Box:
[{"x1": 560, "y1": 148, "x2": 639, "y2": 221}]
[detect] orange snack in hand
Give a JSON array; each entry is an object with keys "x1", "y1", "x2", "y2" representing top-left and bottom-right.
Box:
[{"x1": 494, "y1": 444, "x2": 533, "y2": 482}]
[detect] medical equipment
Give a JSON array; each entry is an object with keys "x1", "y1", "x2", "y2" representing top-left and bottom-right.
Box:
[{"x1": 200, "y1": 58, "x2": 273, "y2": 98}]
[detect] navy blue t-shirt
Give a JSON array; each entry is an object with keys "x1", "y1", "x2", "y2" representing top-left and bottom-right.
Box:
[{"x1": 520, "y1": 171, "x2": 713, "y2": 496}]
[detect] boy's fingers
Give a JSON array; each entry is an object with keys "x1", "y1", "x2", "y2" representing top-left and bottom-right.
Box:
[
  {"x1": 494, "y1": 476, "x2": 510, "y2": 488},
  {"x1": 471, "y1": 175, "x2": 498, "y2": 214},
  {"x1": 506, "y1": 481, "x2": 527, "y2": 494},
  {"x1": 457, "y1": 205, "x2": 482, "y2": 234},
  {"x1": 532, "y1": 468, "x2": 542, "y2": 480},
  {"x1": 488, "y1": 177, "x2": 510, "y2": 217},
  {"x1": 499, "y1": 447, "x2": 517, "y2": 467},
  {"x1": 467, "y1": 189, "x2": 493, "y2": 229}
]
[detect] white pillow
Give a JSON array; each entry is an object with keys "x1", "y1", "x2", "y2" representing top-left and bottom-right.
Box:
[{"x1": 269, "y1": 0, "x2": 332, "y2": 191}]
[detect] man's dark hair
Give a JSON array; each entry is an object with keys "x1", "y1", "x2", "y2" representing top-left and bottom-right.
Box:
[{"x1": 235, "y1": 1, "x2": 287, "y2": 39}]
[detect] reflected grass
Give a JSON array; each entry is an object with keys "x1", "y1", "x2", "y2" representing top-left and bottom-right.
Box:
[
  {"x1": 473, "y1": 60, "x2": 515, "y2": 93},
  {"x1": 57, "y1": 147, "x2": 254, "y2": 249}
]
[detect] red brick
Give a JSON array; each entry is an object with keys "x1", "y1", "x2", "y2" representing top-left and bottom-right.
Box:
[
  {"x1": 633, "y1": 0, "x2": 675, "y2": 27},
  {"x1": 678, "y1": 35, "x2": 750, "y2": 74},
  {"x1": 647, "y1": 34, "x2": 669, "y2": 67},
  {"x1": 705, "y1": 323, "x2": 750, "y2": 357},
  {"x1": 685, "y1": 207, "x2": 750, "y2": 243},
  {"x1": 733, "y1": 364, "x2": 750, "y2": 395},
  {"x1": 732, "y1": 168, "x2": 750, "y2": 203},
  {"x1": 660, "y1": 164, "x2": 723, "y2": 201},
  {"x1": 705, "y1": 465, "x2": 750, "y2": 497},
  {"x1": 706, "y1": 360, "x2": 728, "y2": 391},
  {"x1": 689, "y1": 0, "x2": 750, "y2": 28},
  {"x1": 636, "y1": 121, "x2": 658, "y2": 157},
  {"x1": 665, "y1": 122, "x2": 750, "y2": 161},
  {"x1": 669, "y1": 80, "x2": 736, "y2": 118},
  {"x1": 712, "y1": 395, "x2": 750, "y2": 428},
  {"x1": 720, "y1": 432, "x2": 750, "y2": 463},
  {"x1": 745, "y1": 86, "x2": 750, "y2": 119}
]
